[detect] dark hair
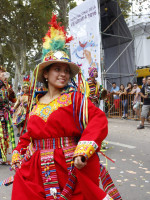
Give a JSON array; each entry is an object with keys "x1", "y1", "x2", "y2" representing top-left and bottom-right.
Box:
[
  {"x1": 147, "y1": 76, "x2": 150, "y2": 79},
  {"x1": 127, "y1": 82, "x2": 132, "y2": 88},
  {"x1": 133, "y1": 82, "x2": 138, "y2": 85},
  {"x1": 42, "y1": 64, "x2": 53, "y2": 88},
  {"x1": 120, "y1": 84, "x2": 125, "y2": 90},
  {"x1": 112, "y1": 82, "x2": 116, "y2": 85}
]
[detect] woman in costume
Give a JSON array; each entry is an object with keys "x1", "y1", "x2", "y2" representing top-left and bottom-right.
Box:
[
  {"x1": 12, "y1": 76, "x2": 30, "y2": 137},
  {"x1": 11, "y1": 15, "x2": 121, "y2": 200},
  {"x1": 0, "y1": 66, "x2": 16, "y2": 164},
  {"x1": 86, "y1": 65, "x2": 100, "y2": 107}
]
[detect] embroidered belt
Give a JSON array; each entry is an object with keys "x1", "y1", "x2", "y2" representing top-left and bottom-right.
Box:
[
  {"x1": 26, "y1": 137, "x2": 78, "y2": 200},
  {"x1": 33, "y1": 136, "x2": 79, "y2": 150}
]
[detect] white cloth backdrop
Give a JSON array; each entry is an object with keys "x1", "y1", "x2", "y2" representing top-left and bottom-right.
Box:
[{"x1": 69, "y1": 0, "x2": 101, "y2": 83}]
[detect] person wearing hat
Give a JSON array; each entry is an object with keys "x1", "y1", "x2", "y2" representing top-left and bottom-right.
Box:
[
  {"x1": 86, "y1": 64, "x2": 100, "y2": 107},
  {"x1": 0, "y1": 66, "x2": 16, "y2": 164},
  {"x1": 11, "y1": 15, "x2": 121, "y2": 200},
  {"x1": 12, "y1": 76, "x2": 30, "y2": 137}
]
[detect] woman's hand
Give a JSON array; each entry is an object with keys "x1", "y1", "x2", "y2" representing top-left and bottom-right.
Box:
[
  {"x1": 74, "y1": 156, "x2": 87, "y2": 169},
  {"x1": 12, "y1": 162, "x2": 21, "y2": 171}
]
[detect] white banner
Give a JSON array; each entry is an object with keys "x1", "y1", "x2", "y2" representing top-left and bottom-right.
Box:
[{"x1": 69, "y1": 0, "x2": 101, "y2": 83}]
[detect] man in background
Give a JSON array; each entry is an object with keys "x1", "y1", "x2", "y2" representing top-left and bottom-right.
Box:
[
  {"x1": 131, "y1": 82, "x2": 141, "y2": 120},
  {"x1": 110, "y1": 82, "x2": 120, "y2": 110},
  {"x1": 137, "y1": 76, "x2": 150, "y2": 129}
]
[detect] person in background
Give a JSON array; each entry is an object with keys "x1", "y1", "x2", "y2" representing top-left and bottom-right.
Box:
[
  {"x1": 16, "y1": 86, "x2": 22, "y2": 97},
  {"x1": 137, "y1": 76, "x2": 150, "y2": 129},
  {"x1": 125, "y1": 82, "x2": 133, "y2": 111},
  {"x1": 142, "y1": 77, "x2": 146, "y2": 88},
  {"x1": 110, "y1": 82, "x2": 120, "y2": 110},
  {"x1": 118, "y1": 84, "x2": 128, "y2": 119},
  {"x1": 0, "y1": 66, "x2": 16, "y2": 164},
  {"x1": 86, "y1": 65, "x2": 100, "y2": 107},
  {"x1": 125, "y1": 82, "x2": 133, "y2": 93},
  {"x1": 12, "y1": 76, "x2": 30, "y2": 137},
  {"x1": 131, "y1": 82, "x2": 141, "y2": 120}
]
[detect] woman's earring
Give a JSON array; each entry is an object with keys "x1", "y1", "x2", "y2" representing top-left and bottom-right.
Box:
[{"x1": 46, "y1": 78, "x2": 48, "y2": 82}]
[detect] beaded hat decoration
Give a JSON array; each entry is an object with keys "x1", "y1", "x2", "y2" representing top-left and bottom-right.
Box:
[
  {"x1": 23, "y1": 75, "x2": 30, "y2": 88},
  {"x1": 34, "y1": 14, "x2": 80, "y2": 83}
]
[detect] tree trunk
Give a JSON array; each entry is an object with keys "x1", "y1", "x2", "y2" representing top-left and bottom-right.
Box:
[
  {"x1": 55, "y1": 0, "x2": 68, "y2": 27},
  {"x1": 0, "y1": 43, "x2": 4, "y2": 65},
  {"x1": 11, "y1": 43, "x2": 24, "y2": 92}
]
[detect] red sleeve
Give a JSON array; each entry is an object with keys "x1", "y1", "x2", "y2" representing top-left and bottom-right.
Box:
[
  {"x1": 14, "y1": 132, "x2": 31, "y2": 154},
  {"x1": 73, "y1": 92, "x2": 108, "y2": 160}
]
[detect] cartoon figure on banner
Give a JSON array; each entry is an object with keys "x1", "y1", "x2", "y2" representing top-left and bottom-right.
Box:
[{"x1": 72, "y1": 34, "x2": 99, "y2": 78}]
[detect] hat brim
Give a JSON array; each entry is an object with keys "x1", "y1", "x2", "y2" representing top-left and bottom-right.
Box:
[{"x1": 34, "y1": 60, "x2": 80, "y2": 83}]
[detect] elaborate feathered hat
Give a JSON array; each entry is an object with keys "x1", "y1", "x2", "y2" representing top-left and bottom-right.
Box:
[
  {"x1": 23, "y1": 75, "x2": 30, "y2": 88},
  {"x1": 34, "y1": 14, "x2": 80, "y2": 83}
]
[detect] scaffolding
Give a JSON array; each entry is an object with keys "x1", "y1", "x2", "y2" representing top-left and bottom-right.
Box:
[{"x1": 98, "y1": 0, "x2": 136, "y2": 90}]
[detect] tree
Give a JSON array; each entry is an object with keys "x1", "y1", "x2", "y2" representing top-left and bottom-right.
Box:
[
  {"x1": 117, "y1": 0, "x2": 131, "y2": 18},
  {"x1": 0, "y1": 0, "x2": 77, "y2": 91},
  {"x1": 52, "y1": 0, "x2": 77, "y2": 28},
  {"x1": 0, "y1": 0, "x2": 55, "y2": 90}
]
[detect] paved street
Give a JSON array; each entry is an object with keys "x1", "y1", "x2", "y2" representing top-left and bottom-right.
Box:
[{"x1": 0, "y1": 118, "x2": 150, "y2": 200}]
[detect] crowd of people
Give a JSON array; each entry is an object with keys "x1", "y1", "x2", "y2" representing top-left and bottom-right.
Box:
[{"x1": 109, "y1": 77, "x2": 150, "y2": 129}]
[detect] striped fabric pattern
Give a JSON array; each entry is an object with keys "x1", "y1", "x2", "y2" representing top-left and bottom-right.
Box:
[
  {"x1": 59, "y1": 168, "x2": 76, "y2": 200},
  {"x1": 39, "y1": 137, "x2": 77, "y2": 200},
  {"x1": 0, "y1": 80, "x2": 16, "y2": 162},
  {"x1": 87, "y1": 78, "x2": 98, "y2": 103},
  {"x1": 7, "y1": 112, "x2": 16, "y2": 150},
  {"x1": 100, "y1": 164, "x2": 122, "y2": 200},
  {"x1": 33, "y1": 137, "x2": 78, "y2": 150},
  {"x1": 41, "y1": 149, "x2": 61, "y2": 199}
]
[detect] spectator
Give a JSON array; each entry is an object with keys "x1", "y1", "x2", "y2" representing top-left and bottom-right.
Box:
[
  {"x1": 137, "y1": 76, "x2": 150, "y2": 129},
  {"x1": 125, "y1": 82, "x2": 133, "y2": 93},
  {"x1": 131, "y1": 82, "x2": 141, "y2": 119},
  {"x1": 17, "y1": 86, "x2": 21, "y2": 97},
  {"x1": 110, "y1": 82, "x2": 120, "y2": 110},
  {"x1": 142, "y1": 77, "x2": 146, "y2": 88},
  {"x1": 119, "y1": 84, "x2": 128, "y2": 118},
  {"x1": 125, "y1": 82, "x2": 133, "y2": 111}
]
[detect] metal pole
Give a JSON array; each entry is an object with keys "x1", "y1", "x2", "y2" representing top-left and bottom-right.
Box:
[{"x1": 105, "y1": 40, "x2": 133, "y2": 73}]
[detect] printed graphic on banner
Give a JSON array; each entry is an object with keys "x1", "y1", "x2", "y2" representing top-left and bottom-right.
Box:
[{"x1": 69, "y1": 0, "x2": 101, "y2": 82}]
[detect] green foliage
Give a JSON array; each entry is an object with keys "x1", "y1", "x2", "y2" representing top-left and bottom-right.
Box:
[
  {"x1": 0, "y1": 0, "x2": 55, "y2": 74},
  {"x1": 0, "y1": 0, "x2": 77, "y2": 75},
  {"x1": 117, "y1": 0, "x2": 131, "y2": 18}
]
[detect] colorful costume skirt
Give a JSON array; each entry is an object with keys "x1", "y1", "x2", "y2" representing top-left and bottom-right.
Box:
[{"x1": 12, "y1": 137, "x2": 121, "y2": 200}]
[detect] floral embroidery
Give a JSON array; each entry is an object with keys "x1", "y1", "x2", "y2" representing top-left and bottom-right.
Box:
[
  {"x1": 11, "y1": 150, "x2": 22, "y2": 165},
  {"x1": 73, "y1": 141, "x2": 98, "y2": 160},
  {"x1": 40, "y1": 106, "x2": 51, "y2": 121},
  {"x1": 57, "y1": 93, "x2": 70, "y2": 105},
  {"x1": 30, "y1": 93, "x2": 72, "y2": 122}
]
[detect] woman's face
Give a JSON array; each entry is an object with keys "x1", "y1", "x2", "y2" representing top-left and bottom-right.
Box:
[
  {"x1": 23, "y1": 86, "x2": 29, "y2": 94},
  {"x1": 44, "y1": 63, "x2": 71, "y2": 89},
  {"x1": 128, "y1": 83, "x2": 131, "y2": 88},
  {"x1": 93, "y1": 69, "x2": 98, "y2": 78},
  {"x1": 0, "y1": 69, "x2": 5, "y2": 81},
  {"x1": 120, "y1": 85, "x2": 124, "y2": 90}
]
